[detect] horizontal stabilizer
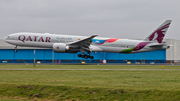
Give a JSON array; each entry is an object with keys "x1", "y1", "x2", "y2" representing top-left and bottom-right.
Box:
[{"x1": 147, "y1": 43, "x2": 167, "y2": 48}]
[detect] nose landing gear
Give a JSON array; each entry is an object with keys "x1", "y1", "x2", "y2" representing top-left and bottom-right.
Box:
[{"x1": 14, "y1": 46, "x2": 18, "y2": 53}]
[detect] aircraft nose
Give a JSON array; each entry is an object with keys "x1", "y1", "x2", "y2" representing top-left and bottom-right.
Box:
[
  {"x1": 4, "y1": 37, "x2": 10, "y2": 44},
  {"x1": 4, "y1": 35, "x2": 11, "y2": 42}
]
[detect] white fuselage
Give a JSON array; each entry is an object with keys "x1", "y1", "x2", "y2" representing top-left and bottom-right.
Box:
[{"x1": 4, "y1": 32, "x2": 169, "y2": 54}]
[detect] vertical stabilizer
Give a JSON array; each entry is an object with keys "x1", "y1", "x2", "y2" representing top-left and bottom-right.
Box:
[{"x1": 144, "y1": 20, "x2": 172, "y2": 43}]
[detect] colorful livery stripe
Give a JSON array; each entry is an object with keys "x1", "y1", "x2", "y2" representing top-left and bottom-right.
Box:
[
  {"x1": 120, "y1": 42, "x2": 151, "y2": 53},
  {"x1": 92, "y1": 38, "x2": 119, "y2": 45}
]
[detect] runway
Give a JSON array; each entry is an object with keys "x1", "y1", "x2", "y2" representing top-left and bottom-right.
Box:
[{"x1": 0, "y1": 68, "x2": 180, "y2": 71}]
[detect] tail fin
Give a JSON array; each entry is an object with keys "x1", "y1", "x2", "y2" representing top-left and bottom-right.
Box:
[{"x1": 144, "y1": 20, "x2": 172, "y2": 43}]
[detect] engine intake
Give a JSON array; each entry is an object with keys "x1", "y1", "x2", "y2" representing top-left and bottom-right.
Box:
[{"x1": 53, "y1": 43, "x2": 69, "y2": 53}]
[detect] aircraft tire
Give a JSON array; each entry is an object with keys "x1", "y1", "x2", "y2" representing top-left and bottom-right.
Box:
[
  {"x1": 90, "y1": 56, "x2": 94, "y2": 59},
  {"x1": 81, "y1": 55, "x2": 85, "y2": 58},
  {"x1": 84, "y1": 55, "x2": 88, "y2": 59},
  {"x1": 87, "y1": 55, "x2": 90, "y2": 58},
  {"x1": 78, "y1": 54, "x2": 82, "y2": 57}
]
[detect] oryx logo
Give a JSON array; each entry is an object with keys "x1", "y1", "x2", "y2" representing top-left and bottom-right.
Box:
[
  {"x1": 148, "y1": 23, "x2": 170, "y2": 43},
  {"x1": 57, "y1": 46, "x2": 59, "y2": 49}
]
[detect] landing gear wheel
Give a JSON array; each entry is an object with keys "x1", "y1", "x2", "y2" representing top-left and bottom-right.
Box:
[
  {"x1": 15, "y1": 49, "x2": 18, "y2": 53},
  {"x1": 78, "y1": 54, "x2": 82, "y2": 57},
  {"x1": 90, "y1": 56, "x2": 94, "y2": 59},
  {"x1": 81, "y1": 55, "x2": 85, "y2": 58},
  {"x1": 87, "y1": 55, "x2": 90, "y2": 58},
  {"x1": 84, "y1": 55, "x2": 88, "y2": 59},
  {"x1": 14, "y1": 45, "x2": 17, "y2": 53},
  {"x1": 77, "y1": 51, "x2": 94, "y2": 59}
]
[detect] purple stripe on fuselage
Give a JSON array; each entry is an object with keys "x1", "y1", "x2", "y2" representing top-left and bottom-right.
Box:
[{"x1": 133, "y1": 42, "x2": 151, "y2": 51}]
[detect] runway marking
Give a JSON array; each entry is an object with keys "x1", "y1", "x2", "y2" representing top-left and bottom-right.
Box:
[{"x1": 0, "y1": 69, "x2": 180, "y2": 71}]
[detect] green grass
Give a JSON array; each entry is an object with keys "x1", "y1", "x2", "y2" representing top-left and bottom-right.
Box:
[
  {"x1": 0, "y1": 65, "x2": 180, "y2": 100},
  {"x1": 0, "y1": 64, "x2": 180, "y2": 69}
]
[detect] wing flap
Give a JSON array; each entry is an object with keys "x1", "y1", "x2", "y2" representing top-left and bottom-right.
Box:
[{"x1": 68, "y1": 35, "x2": 98, "y2": 51}]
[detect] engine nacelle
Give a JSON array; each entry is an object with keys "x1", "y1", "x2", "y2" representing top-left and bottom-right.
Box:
[{"x1": 53, "y1": 43, "x2": 69, "y2": 53}]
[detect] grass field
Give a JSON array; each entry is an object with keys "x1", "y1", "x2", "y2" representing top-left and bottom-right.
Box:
[{"x1": 0, "y1": 64, "x2": 180, "y2": 100}]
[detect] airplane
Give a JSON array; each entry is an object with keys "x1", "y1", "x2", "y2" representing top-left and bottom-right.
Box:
[{"x1": 4, "y1": 20, "x2": 172, "y2": 59}]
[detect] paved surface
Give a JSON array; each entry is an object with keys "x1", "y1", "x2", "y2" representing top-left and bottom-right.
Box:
[{"x1": 0, "y1": 68, "x2": 180, "y2": 71}]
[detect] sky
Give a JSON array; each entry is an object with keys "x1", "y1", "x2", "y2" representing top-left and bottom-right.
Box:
[{"x1": 0, "y1": 0, "x2": 180, "y2": 39}]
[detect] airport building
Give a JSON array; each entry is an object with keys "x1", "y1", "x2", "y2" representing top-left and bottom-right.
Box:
[{"x1": 0, "y1": 39, "x2": 179, "y2": 64}]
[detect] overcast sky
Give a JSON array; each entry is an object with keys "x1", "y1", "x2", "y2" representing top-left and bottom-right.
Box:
[{"x1": 0, "y1": 0, "x2": 179, "y2": 39}]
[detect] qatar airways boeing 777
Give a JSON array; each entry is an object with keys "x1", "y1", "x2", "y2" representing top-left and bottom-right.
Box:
[{"x1": 4, "y1": 20, "x2": 171, "y2": 59}]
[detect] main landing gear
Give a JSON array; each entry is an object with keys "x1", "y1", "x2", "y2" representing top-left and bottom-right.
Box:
[{"x1": 78, "y1": 54, "x2": 94, "y2": 59}]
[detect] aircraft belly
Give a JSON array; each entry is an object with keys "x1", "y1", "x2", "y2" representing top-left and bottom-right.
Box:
[
  {"x1": 90, "y1": 45, "x2": 103, "y2": 52},
  {"x1": 5, "y1": 40, "x2": 53, "y2": 48},
  {"x1": 98, "y1": 46, "x2": 124, "y2": 53},
  {"x1": 132, "y1": 48, "x2": 157, "y2": 53}
]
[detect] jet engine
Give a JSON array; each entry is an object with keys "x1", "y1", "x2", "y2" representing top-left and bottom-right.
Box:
[{"x1": 53, "y1": 43, "x2": 69, "y2": 53}]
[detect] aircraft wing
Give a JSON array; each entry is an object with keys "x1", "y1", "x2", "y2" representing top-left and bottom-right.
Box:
[{"x1": 68, "y1": 35, "x2": 98, "y2": 51}]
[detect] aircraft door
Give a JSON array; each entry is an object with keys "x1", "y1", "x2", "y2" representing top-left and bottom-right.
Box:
[
  {"x1": 134, "y1": 44, "x2": 139, "y2": 50},
  {"x1": 106, "y1": 42, "x2": 110, "y2": 47},
  {"x1": 59, "y1": 38, "x2": 65, "y2": 43}
]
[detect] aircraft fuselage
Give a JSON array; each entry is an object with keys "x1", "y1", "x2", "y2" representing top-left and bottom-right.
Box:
[{"x1": 4, "y1": 32, "x2": 169, "y2": 54}]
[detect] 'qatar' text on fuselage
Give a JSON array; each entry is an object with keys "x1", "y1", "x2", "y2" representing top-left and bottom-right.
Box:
[{"x1": 18, "y1": 35, "x2": 51, "y2": 42}]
